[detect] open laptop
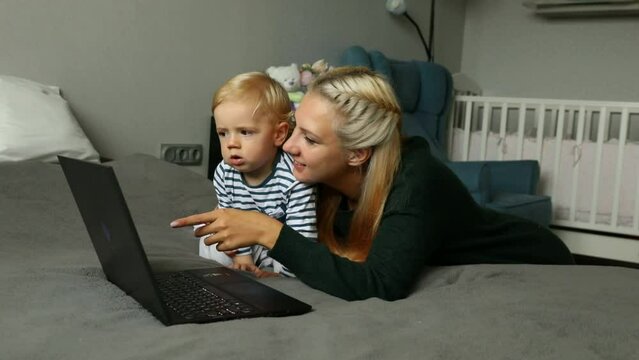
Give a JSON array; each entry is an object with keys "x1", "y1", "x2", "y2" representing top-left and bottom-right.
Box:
[{"x1": 58, "y1": 155, "x2": 311, "y2": 326}]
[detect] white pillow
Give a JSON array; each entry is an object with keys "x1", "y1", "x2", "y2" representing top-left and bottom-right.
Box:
[{"x1": 0, "y1": 75, "x2": 100, "y2": 163}]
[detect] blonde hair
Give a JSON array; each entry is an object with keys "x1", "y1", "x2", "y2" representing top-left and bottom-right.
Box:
[
  {"x1": 309, "y1": 67, "x2": 402, "y2": 262},
  {"x1": 213, "y1": 72, "x2": 292, "y2": 125}
]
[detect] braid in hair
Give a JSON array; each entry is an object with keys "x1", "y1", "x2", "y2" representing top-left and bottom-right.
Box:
[{"x1": 309, "y1": 67, "x2": 402, "y2": 261}]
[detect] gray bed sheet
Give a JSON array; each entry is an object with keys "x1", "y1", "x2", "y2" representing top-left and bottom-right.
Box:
[{"x1": 1, "y1": 154, "x2": 638, "y2": 360}]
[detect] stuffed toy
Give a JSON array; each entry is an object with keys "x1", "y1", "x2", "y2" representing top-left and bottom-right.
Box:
[
  {"x1": 299, "y1": 59, "x2": 333, "y2": 89},
  {"x1": 265, "y1": 63, "x2": 305, "y2": 108}
]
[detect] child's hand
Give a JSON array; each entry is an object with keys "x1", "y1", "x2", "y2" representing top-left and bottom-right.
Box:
[
  {"x1": 230, "y1": 256, "x2": 280, "y2": 278},
  {"x1": 230, "y1": 262, "x2": 259, "y2": 273},
  {"x1": 253, "y1": 269, "x2": 279, "y2": 278},
  {"x1": 234, "y1": 264, "x2": 279, "y2": 278},
  {"x1": 232, "y1": 254, "x2": 254, "y2": 267}
]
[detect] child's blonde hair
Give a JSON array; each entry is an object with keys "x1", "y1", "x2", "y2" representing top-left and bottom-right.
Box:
[
  {"x1": 213, "y1": 72, "x2": 292, "y2": 125},
  {"x1": 308, "y1": 66, "x2": 403, "y2": 262}
]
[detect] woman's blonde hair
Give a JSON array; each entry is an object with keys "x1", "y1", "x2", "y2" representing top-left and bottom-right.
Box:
[
  {"x1": 308, "y1": 66, "x2": 403, "y2": 262},
  {"x1": 213, "y1": 72, "x2": 292, "y2": 125}
]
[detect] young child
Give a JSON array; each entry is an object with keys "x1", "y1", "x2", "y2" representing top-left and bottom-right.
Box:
[{"x1": 199, "y1": 72, "x2": 317, "y2": 277}]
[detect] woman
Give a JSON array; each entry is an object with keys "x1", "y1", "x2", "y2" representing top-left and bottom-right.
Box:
[{"x1": 171, "y1": 67, "x2": 574, "y2": 301}]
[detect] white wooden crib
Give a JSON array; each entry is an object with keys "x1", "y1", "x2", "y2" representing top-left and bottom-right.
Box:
[{"x1": 450, "y1": 94, "x2": 639, "y2": 264}]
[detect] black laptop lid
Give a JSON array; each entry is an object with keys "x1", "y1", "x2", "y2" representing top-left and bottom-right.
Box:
[{"x1": 59, "y1": 156, "x2": 170, "y2": 323}]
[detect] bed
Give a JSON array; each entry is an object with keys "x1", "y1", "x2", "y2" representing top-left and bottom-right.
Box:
[
  {"x1": 2, "y1": 153, "x2": 639, "y2": 359},
  {"x1": 2, "y1": 77, "x2": 639, "y2": 359}
]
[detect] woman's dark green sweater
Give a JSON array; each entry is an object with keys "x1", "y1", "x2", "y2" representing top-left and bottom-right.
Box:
[{"x1": 269, "y1": 137, "x2": 574, "y2": 301}]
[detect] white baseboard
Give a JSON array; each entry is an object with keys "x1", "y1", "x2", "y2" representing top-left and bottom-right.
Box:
[{"x1": 552, "y1": 228, "x2": 639, "y2": 264}]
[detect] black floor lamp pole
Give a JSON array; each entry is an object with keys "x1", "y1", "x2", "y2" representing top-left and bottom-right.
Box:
[
  {"x1": 404, "y1": 13, "x2": 431, "y2": 61},
  {"x1": 403, "y1": 0, "x2": 436, "y2": 62},
  {"x1": 429, "y1": 0, "x2": 435, "y2": 62}
]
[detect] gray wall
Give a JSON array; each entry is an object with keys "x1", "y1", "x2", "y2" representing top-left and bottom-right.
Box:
[
  {"x1": 0, "y1": 0, "x2": 466, "y2": 175},
  {"x1": 461, "y1": 0, "x2": 639, "y2": 102}
]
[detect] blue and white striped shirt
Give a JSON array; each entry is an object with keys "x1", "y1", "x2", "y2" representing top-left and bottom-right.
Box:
[{"x1": 212, "y1": 151, "x2": 317, "y2": 275}]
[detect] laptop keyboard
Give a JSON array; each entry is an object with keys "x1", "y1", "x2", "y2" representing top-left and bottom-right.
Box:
[{"x1": 155, "y1": 273, "x2": 257, "y2": 320}]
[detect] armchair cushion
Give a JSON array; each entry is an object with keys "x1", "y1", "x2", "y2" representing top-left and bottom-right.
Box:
[
  {"x1": 486, "y1": 193, "x2": 552, "y2": 227},
  {"x1": 402, "y1": 112, "x2": 445, "y2": 160},
  {"x1": 339, "y1": 45, "x2": 371, "y2": 68},
  {"x1": 483, "y1": 160, "x2": 540, "y2": 195},
  {"x1": 416, "y1": 62, "x2": 452, "y2": 117},
  {"x1": 446, "y1": 161, "x2": 491, "y2": 206},
  {"x1": 369, "y1": 51, "x2": 392, "y2": 80},
  {"x1": 389, "y1": 61, "x2": 420, "y2": 112}
]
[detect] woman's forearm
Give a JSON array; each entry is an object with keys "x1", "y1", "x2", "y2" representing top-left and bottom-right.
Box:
[
  {"x1": 257, "y1": 215, "x2": 284, "y2": 249},
  {"x1": 269, "y1": 225, "x2": 420, "y2": 301},
  {"x1": 172, "y1": 208, "x2": 283, "y2": 251}
]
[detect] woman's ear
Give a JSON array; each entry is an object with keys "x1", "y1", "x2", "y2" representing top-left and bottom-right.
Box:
[
  {"x1": 273, "y1": 122, "x2": 290, "y2": 147},
  {"x1": 346, "y1": 148, "x2": 372, "y2": 167}
]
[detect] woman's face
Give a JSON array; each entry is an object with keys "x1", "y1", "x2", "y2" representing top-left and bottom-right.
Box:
[{"x1": 283, "y1": 92, "x2": 351, "y2": 186}]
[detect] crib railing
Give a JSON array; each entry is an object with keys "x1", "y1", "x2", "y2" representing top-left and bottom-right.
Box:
[{"x1": 450, "y1": 95, "x2": 639, "y2": 237}]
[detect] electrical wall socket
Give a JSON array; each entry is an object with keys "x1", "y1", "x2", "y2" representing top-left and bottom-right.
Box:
[{"x1": 160, "y1": 144, "x2": 203, "y2": 165}]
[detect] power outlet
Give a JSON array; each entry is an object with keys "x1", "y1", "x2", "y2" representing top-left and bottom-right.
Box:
[{"x1": 160, "y1": 144, "x2": 203, "y2": 165}]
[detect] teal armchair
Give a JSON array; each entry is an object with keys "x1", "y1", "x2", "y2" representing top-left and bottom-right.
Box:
[{"x1": 340, "y1": 46, "x2": 552, "y2": 226}]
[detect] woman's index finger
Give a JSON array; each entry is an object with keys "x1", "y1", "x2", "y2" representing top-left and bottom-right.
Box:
[{"x1": 169, "y1": 211, "x2": 215, "y2": 228}]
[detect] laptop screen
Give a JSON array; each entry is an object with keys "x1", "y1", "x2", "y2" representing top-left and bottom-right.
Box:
[{"x1": 59, "y1": 156, "x2": 170, "y2": 323}]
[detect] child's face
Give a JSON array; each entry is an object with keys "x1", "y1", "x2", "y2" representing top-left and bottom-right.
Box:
[{"x1": 214, "y1": 100, "x2": 288, "y2": 185}]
